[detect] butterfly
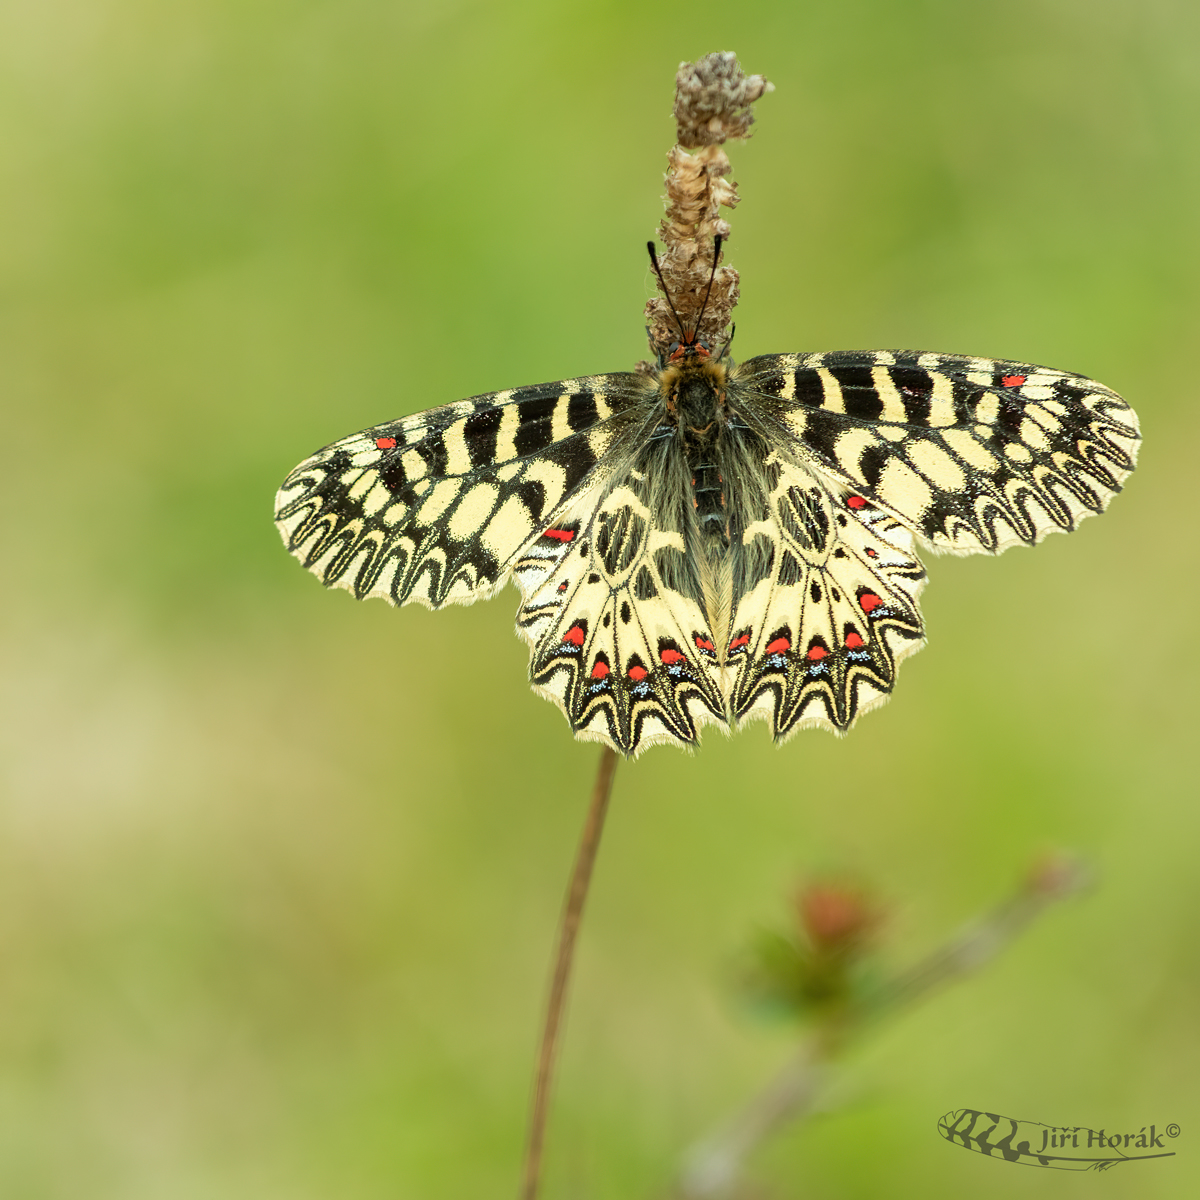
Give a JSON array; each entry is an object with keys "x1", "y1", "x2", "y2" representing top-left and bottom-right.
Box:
[{"x1": 275, "y1": 247, "x2": 1139, "y2": 756}]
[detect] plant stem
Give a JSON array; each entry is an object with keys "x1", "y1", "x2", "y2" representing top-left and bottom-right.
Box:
[
  {"x1": 520, "y1": 745, "x2": 619, "y2": 1200},
  {"x1": 680, "y1": 1037, "x2": 832, "y2": 1199}
]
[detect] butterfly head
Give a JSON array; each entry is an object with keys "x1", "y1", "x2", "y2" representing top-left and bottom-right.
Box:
[
  {"x1": 647, "y1": 236, "x2": 730, "y2": 370},
  {"x1": 666, "y1": 333, "x2": 713, "y2": 364}
]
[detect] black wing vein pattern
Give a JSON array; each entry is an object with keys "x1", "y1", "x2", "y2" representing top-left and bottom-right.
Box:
[
  {"x1": 732, "y1": 350, "x2": 1138, "y2": 555},
  {"x1": 275, "y1": 374, "x2": 654, "y2": 609}
]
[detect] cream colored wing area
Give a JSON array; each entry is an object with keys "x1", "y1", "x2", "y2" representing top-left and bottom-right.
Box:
[
  {"x1": 274, "y1": 374, "x2": 652, "y2": 609},
  {"x1": 726, "y1": 455, "x2": 927, "y2": 739},
  {"x1": 734, "y1": 351, "x2": 1139, "y2": 556},
  {"x1": 512, "y1": 473, "x2": 729, "y2": 755}
]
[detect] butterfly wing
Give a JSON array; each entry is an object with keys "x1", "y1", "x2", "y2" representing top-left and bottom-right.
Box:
[
  {"x1": 276, "y1": 349, "x2": 1139, "y2": 753},
  {"x1": 732, "y1": 351, "x2": 1139, "y2": 555},
  {"x1": 719, "y1": 349, "x2": 1138, "y2": 739},
  {"x1": 720, "y1": 454, "x2": 926, "y2": 739},
  {"x1": 274, "y1": 375, "x2": 655, "y2": 608},
  {"x1": 511, "y1": 458, "x2": 729, "y2": 755}
]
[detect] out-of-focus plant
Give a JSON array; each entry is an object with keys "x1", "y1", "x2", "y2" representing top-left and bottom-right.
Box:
[
  {"x1": 744, "y1": 878, "x2": 884, "y2": 1029},
  {"x1": 678, "y1": 854, "x2": 1089, "y2": 1198}
]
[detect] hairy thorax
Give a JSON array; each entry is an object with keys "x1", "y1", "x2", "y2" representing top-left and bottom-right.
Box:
[{"x1": 659, "y1": 354, "x2": 729, "y2": 447}]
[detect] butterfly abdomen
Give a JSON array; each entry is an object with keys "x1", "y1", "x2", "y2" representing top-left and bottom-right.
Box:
[{"x1": 690, "y1": 457, "x2": 727, "y2": 535}]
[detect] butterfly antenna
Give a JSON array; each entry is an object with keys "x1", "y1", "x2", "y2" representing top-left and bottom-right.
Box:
[
  {"x1": 646, "y1": 241, "x2": 687, "y2": 341},
  {"x1": 692, "y1": 234, "x2": 723, "y2": 337}
]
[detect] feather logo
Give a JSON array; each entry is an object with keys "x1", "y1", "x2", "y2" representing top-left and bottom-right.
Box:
[{"x1": 938, "y1": 1109, "x2": 1179, "y2": 1171}]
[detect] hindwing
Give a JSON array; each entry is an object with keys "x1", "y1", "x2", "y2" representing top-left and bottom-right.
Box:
[
  {"x1": 512, "y1": 464, "x2": 728, "y2": 754},
  {"x1": 725, "y1": 458, "x2": 926, "y2": 738}
]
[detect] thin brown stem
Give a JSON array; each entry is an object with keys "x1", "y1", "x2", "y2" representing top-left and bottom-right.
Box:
[{"x1": 520, "y1": 745, "x2": 619, "y2": 1200}]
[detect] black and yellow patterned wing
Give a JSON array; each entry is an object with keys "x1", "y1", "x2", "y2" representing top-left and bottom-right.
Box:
[
  {"x1": 724, "y1": 457, "x2": 927, "y2": 739},
  {"x1": 274, "y1": 375, "x2": 655, "y2": 608},
  {"x1": 275, "y1": 372, "x2": 732, "y2": 755},
  {"x1": 731, "y1": 350, "x2": 1139, "y2": 555},
  {"x1": 511, "y1": 461, "x2": 729, "y2": 755},
  {"x1": 714, "y1": 349, "x2": 1138, "y2": 741}
]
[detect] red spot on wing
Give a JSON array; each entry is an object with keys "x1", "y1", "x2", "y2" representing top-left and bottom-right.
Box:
[
  {"x1": 846, "y1": 495, "x2": 868, "y2": 510},
  {"x1": 544, "y1": 528, "x2": 575, "y2": 543},
  {"x1": 729, "y1": 633, "x2": 751, "y2": 651},
  {"x1": 1001, "y1": 374, "x2": 1026, "y2": 387},
  {"x1": 590, "y1": 660, "x2": 609, "y2": 680},
  {"x1": 628, "y1": 665, "x2": 648, "y2": 682},
  {"x1": 806, "y1": 645, "x2": 828, "y2": 661},
  {"x1": 375, "y1": 436, "x2": 397, "y2": 449},
  {"x1": 694, "y1": 635, "x2": 716, "y2": 652},
  {"x1": 660, "y1": 648, "x2": 684, "y2": 665},
  {"x1": 859, "y1": 593, "x2": 883, "y2": 614},
  {"x1": 562, "y1": 625, "x2": 586, "y2": 647},
  {"x1": 557, "y1": 581, "x2": 568, "y2": 592},
  {"x1": 766, "y1": 636, "x2": 791, "y2": 655},
  {"x1": 845, "y1": 632, "x2": 865, "y2": 649}
]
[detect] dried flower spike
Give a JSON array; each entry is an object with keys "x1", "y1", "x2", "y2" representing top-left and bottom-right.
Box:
[
  {"x1": 644, "y1": 53, "x2": 772, "y2": 362},
  {"x1": 673, "y1": 51, "x2": 774, "y2": 148}
]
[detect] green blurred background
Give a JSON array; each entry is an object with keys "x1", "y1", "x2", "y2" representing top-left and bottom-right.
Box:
[{"x1": 1, "y1": 0, "x2": 1196, "y2": 1196}]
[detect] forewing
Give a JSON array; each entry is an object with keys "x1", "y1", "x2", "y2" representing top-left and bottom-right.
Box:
[
  {"x1": 733, "y1": 351, "x2": 1139, "y2": 554},
  {"x1": 727, "y1": 456, "x2": 926, "y2": 739},
  {"x1": 274, "y1": 375, "x2": 652, "y2": 608},
  {"x1": 512, "y1": 466, "x2": 728, "y2": 755}
]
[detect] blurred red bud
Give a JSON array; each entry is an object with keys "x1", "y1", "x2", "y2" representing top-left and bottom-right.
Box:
[
  {"x1": 1024, "y1": 851, "x2": 1088, "y2": 899},
  {"x1": 795, "y1": 881, "x2": 879, "y2": 953}
]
